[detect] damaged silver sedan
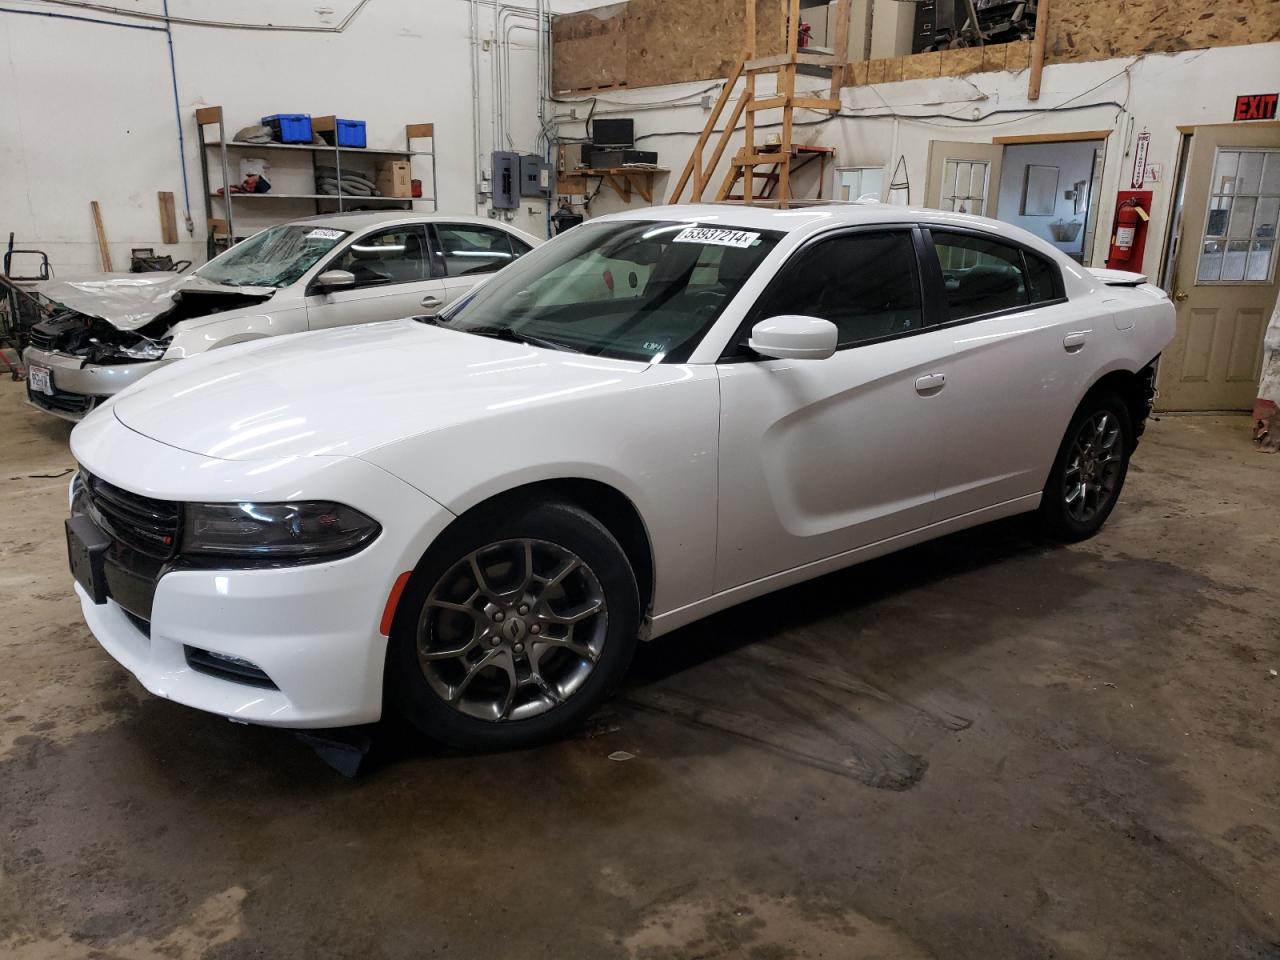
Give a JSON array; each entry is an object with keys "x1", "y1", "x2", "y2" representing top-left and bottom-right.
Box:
[{"x1": 23, "y1": 211, "x2": 539, "y2": 419}]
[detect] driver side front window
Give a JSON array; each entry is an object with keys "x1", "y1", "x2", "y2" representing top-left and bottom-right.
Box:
[
  {"x1": 751, "y1": 231, "x2": 923, "y2": 347},
  {"x1": 331, "y1": 226, "x2": 432, "y2": 287}
]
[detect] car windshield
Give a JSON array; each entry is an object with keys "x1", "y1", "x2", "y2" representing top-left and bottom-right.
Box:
[
  {"x1": 195, "y1": 223, "x2": 350, "y2": 288},
  {"x1": 435, "y1": 220, "x2": 782, "y2": 362}
]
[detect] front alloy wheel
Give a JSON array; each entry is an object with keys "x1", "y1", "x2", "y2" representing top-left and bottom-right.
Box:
[
  {"x1": 390, "y1": 499, "x2": 640, "y2": 750},
  {"x1": 417, "y1": 539, "x2": 608, "y2": 722}
]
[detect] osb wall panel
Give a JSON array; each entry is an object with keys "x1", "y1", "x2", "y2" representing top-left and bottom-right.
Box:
[
  {"x1": 1046, "y1": 0, "x2": 1280, "y2": 61},
  {"x1": 554, "y1": 0, "x2": 1280, "y2": 94},
  {"x1": 552, "y1": 0, "x2": 784, "y2": 92},
  {"x1": 551, "y1": 3, "x2": 628, "y2": 92}
]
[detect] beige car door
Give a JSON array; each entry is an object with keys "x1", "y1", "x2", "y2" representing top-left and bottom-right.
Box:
[
  {"x1": 1160, "y1": 123, "x2": 1280, "y2": 411},
  {"x1": 925, "y1": 141, "x2": 1004, "y2": 217}
]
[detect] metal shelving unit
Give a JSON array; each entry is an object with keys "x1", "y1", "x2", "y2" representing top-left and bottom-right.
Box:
[{"x1": 195, "y1": 106, "x2": 438, "y2": 258}]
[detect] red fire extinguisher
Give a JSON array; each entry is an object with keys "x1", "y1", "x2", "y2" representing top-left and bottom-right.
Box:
[{"x1": 1109, "y1": 198, "x2": 1143, "y2": 264}]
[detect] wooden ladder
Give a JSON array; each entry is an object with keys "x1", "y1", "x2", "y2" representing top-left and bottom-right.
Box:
[{"x1": 670, "y1": 0, "x2": 850, "y2": 209}]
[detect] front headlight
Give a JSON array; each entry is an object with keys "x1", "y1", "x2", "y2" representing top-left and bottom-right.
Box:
[
  {"x1": 181, "y1": 501, "x2": 381, "y2": 564},
  {"x1": 116, "y1": 338, "x2": 169, "y2": 361}
]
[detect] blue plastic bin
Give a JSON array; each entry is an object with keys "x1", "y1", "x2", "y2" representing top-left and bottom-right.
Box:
[
  {"x1": 332, "y1": 119, "x2": 367, "y2": 148},
  {"x1": 261, "y1": 114, "x2": 313, "y2": 144}
]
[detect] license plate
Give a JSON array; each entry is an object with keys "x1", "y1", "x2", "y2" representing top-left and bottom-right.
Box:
[
  {"x1": 28, "y1": 363, "x2": 53, "y2": 396},
  {"x1": 66, "y1": 515, "x2": 111, "y2": 605}
]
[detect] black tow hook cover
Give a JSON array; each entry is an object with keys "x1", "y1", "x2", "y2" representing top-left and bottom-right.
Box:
[{"x1": 66, "y1": 514, "x2": 112, "y2": 605}]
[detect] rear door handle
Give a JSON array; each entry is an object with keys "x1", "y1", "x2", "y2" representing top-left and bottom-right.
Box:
[
  {"x1": 1063, "y1": 331, "x2": 1088, "y2": 352},
  {"x1": 914, "y1": 373, "x2": 946, "y2": 395},
  {"x1": 420, "y1": 295, "x2": 442, "y2": 309}
]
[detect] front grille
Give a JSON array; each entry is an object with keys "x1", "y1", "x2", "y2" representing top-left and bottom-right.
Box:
[
  {"x1": 81, "y1": 470, "x2": 180, "y2": 559},
  {"x1": 26, "y1": 329, "x2": 56, "y2": 351},
  {"x1": 27, "y1": 385, "x2": 96, "y2": 416},
  {"x1": 184, "y1": 646, "x2": 278, "y2": 689}
]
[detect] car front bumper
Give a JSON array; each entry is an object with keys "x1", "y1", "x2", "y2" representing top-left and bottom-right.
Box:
[
  {"x1": 23, "y1": 346, "x2": 166, "y2": 420},
  {"x1": 69, "y1": 411, "x2": 455, "y2": 728}
]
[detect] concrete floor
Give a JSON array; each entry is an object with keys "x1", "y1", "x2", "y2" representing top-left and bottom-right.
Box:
[{"x1": 1, "y1": 376, "x2": 1277, "y2": 960}]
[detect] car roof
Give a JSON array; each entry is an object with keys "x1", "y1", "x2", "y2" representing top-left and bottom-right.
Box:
[
  {"x1": 287, "y1": 210, "x2": 526, "y2": 233},
  {"x1": 597, "y1": 202, "x2": 1005, "y2": 233}
]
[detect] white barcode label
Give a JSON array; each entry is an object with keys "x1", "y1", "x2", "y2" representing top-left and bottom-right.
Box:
[
  {"x1": 306, "y1": 228, "x2": 345, "y2": 241},
  {"x1": 672, "y1": 227, "x2": 760, "y2": 248}
]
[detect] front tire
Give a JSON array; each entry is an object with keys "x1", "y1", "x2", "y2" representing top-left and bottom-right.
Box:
[
  {"x1": 389, "y1": 499, "x2": 640, "y2": 751},
  {"x1": 1039, "y1": 393, "x2": 1133, "y2": 542}
]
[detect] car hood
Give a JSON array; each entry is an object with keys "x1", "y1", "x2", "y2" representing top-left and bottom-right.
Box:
[
  {"x1": 37, "y1": 272, "x2": 275, "y2": 329},
  {"x1": 110, "y1": 319, "x2": 651, "y2": 460}
]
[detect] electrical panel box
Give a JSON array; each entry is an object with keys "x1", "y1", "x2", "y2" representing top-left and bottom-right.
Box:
[
  {"x1": 491, "y1": 151, "x2": 520, "y2": 209},
  {"x1": 519, "y1": 154, "x2": 552, "y2": 197}
]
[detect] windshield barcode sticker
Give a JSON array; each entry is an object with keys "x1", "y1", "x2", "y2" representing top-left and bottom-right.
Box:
[
  {"x1": 672, "y1": 227, "x2": 760, "y2": 248},
  {"x1": 306, "y1": 228, "x2": 345, "y2": 241}
]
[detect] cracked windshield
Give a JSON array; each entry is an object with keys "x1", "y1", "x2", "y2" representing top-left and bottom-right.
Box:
[{"x1": 196, "y1": 224, "x2": 350, "y2": 288}]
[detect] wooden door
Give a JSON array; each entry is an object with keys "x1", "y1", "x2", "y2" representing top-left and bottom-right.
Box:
[
  {"x1": 925, "y1": 141, "x2": 1003, "y2": 218},
  {"x1": 1160, "y1": 123, "x2": 1280, "y2": 411}
]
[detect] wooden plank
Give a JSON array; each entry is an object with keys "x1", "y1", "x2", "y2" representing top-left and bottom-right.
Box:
[
  {"x1": 405, "y1": 122, "x2": 435, "y2": 140},
  {"x1": 90, "y1": 201, "x2": 111, "y2": 272},
  {"x1": 792, "y1": 96, "x2": 841, "y2": 111},
  {"x1": 194, "y1": 105, "x2": 222, "y2": 125},
  {"x1": 1028, "y1": 0, "x2": 1049, "y2": 100},
  {"x1": 777, "y1": 63, "x2": 796, "y2": 208},
  {"x1": 746, "y1": 96, "x2": 787, "y2": 111},
  {"x1": 551, "y1": 3, "x2": 627, "y2": 92},
  {"x1": 557, "y1": 175, "x2": 589, "y2": 193},
  {"x1": 827, "y1": 0, "x2": 851, "y2": 102},
  {"x1": 157, "y1": 191, "x2": 178, "y2": 245},
  {"x1": 847, "y1": 60, "x2": 869, "y2": 86},
  {"x1": 981, "y1": 43, "x2": 1008, "y2": 73},
  {"x1": 992, "y1": 129, "x2": 1113, "y2": 145},
  {"x1": 672, "y1": 56, "x2": 744, "y2": 202},
  {"x1": 697, "y1": 88, "x2": 751, "y2": 200},
  {"x1": 743, "y1": 70, "x2": 756, "y2": 204},
  {"x1": 1005, "y1": 39, "x2": 1031, "y2": 70}
]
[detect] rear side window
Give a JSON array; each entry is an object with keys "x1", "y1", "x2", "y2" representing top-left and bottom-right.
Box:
[
  {"x1": 1024, "y1": 250, "x2": 1061, "y2": 303},
  {"x1": 434, "y1": 224, "x2": 522, "y2": 276},
  {"x1": 930, "y1": 231, "x2": 1030, "y2": 320},
  {"x1": 752, "y1": 231, "x2": 922, "y2": 347}
]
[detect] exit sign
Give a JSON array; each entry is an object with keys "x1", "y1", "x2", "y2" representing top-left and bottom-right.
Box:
[{"x1": 1234, "y1": 93, "x2": 1278, "y2": 121}]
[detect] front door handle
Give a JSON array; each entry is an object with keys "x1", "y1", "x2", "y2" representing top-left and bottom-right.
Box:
[
  {"x1": 420, "y1": 294, "x2": 442, "y2": 309},
  {"x1": 1173, "y1": 290, "x2": 1189, "y2": 302},
  {"x1": 1063, "y1": 331, "x2": 1088, "y2": 352},
  {"x1": 914, "y1": 373, "x2": 946, "y2": 395}
]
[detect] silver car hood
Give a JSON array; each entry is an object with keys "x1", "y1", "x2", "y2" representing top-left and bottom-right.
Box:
[{"x1": 36, "y1": 272, "x2": 275, "y2": 330}]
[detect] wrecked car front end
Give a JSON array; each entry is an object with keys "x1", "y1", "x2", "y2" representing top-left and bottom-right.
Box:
[
  {"x1": 22, "y1": 276, "x2": 274, "y2": 421},
  {"x1": 24, "y1": 313, "x2": 172, "y2": 419}
]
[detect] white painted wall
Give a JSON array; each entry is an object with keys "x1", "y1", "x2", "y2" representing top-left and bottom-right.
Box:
[
  {"x1": 561, "y1": 41, "x2": 1280, "y2": 280},
  {"x1": 0, "y1": 0, "x2": 553, "y2": 277}
]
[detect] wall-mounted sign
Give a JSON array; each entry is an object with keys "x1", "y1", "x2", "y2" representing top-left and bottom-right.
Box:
[
  {"x1": 1131, "y1": 130, "x2": 1150, "y2": 189},
  {"x1": 1234, "y1": 93, "x2": 1279, "y2": 122}
]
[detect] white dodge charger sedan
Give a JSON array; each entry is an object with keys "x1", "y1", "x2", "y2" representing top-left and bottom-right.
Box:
[
  {"x1": 66, "y1": 204, "x2": 1174, "y2": 750},
  {"x1": 24, "y1": 212, "x2": 538, "y2": 419}
]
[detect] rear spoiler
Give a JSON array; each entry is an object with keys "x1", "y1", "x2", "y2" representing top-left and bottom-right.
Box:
[{"x1": 1086, "y1": 267, "x2": 1149, "y2": 287}]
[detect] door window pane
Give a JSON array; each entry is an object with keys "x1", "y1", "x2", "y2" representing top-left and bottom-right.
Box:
[
  {"x1": 332, "y1": 226, "x2": 430, "y2": 286},
  {"x1": 1024, "y1": 251, "x2": 1061, "y2": 303},
  {"x1": 942, "y1": 159, "x2": 989, "y2": 215},
  {"x1": 436, "y1": 225, "x2": 520, "y2": 276},
  {"x1": 836, "y1": 166, "x2": 884, "y2": 202},
  {"x1": 755, "y1": 232, "x2": 922, "y2": 346},
  {"x1": 1196, "y1": 148, "x2": 1280, "y2": 283},
  {"x1": 931, "y1": 232, "x2": 1030, "y2": 320}
]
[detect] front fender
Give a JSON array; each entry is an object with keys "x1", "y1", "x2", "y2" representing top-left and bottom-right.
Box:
[{"x1": 166, "y1": 307, "x2": 308, "y2": 360}]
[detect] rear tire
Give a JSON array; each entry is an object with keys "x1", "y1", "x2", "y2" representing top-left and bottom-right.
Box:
[
  {"x1": 388, "y1": 499, "x2": 640, "y2": 751},
  {"x1": 1039, "y1": 393, "x2": 1133, "y2": 542}
]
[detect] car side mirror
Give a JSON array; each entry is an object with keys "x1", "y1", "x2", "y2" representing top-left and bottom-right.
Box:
[
  {"x1": 748, "y1": 315, "x2": 838, "y2": 360},
  {"x1": 314, "y1": 269, "x2": 355, "y2": 292}
]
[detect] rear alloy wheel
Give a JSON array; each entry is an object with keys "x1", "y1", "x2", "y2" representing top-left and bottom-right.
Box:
[
  {"x1": 1040, "y1": 394, "x2": 1133, "y2": 542},
  {"x1": 390, "y1": 501, "x2": 639, "y2": 750}
]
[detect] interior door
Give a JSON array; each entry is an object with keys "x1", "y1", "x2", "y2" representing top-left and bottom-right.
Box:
[
  {"x1": 306, "y1": 223, "x2": 447, "y2": 329},
  {"x1": 714, "y1": 228, "x2": 949, "y2": 592},
  {"x1": 926, "y1": 141, "x2": 1004, "y2": 217},
  {"x1": 1160, "y1": 123, "x2": 1280, "y2": 411}
]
